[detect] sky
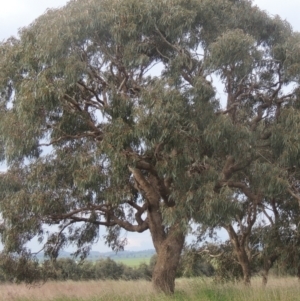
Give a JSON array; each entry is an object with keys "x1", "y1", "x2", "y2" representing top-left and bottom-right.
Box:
[
  {"x1": 0, "y1": 0, "x2": 299, "y2": 253},
  {"x1": 0, "y1": 0, "x2": 300, "y2": 41}
]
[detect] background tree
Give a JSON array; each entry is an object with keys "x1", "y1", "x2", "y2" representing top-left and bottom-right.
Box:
[
  {"x1": 54, "y1": 258, "x2": 81, "y2": 281},
  {"x1": 176, "y1": 246, "x2": 215, "y2": 278},
  {"x1": 1, "y1": 0, "x2": 300, "y2": 293},
  {"x1": 199, "y1": 242, "x2": 244, "y2": 283},
  {"x1": 94, "y1": 258, "x2": 124, "y2": 280},
  {"x1": 255, "y1": 196, "x2": 300, "y2": 285}
]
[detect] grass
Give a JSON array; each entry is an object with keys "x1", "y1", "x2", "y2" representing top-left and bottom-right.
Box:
[
  {"x1": 1, "y1": 277, "x2": 300, "y2": 301},
  {"x1": 115, "y1": 257, "x2": 150, "y2": 267}
]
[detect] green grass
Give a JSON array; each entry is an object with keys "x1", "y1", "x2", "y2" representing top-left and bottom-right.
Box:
[
  {"x1": 115, "y1": 257, "x2": 151, "y2": 267},
  {"x1": 2, "y1": 277, "x2": 300, "y2": 301}
]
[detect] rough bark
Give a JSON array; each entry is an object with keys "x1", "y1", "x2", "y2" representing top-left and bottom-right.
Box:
[
  {"x1": 146, "y1": 187, "x2": 185, "y2": 293},
  {"x1": 225, "y1": 224, "x2": 252, "y2": 285},
  {"x1": 237, "y1": 249, "x2": 251, "y2": 285},
  {"x1": 151, "y1": 228, "x2": 185, "y2": 294},
  {"x1": 129, "y1": 166, "x2": 185, "y2": 293}
]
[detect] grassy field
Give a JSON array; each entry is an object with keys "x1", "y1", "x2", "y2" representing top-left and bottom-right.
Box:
[
  {"x1": 1, "y1": 277, "x2": 300, "y2": 301},
  {"x1": 115, "y1": 257, "x2": 151, "y2": 267}
]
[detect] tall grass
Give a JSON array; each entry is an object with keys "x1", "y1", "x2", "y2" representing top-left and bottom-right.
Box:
[{"x1": 0, "y1": 277, "x2": 299, "y2": 301}]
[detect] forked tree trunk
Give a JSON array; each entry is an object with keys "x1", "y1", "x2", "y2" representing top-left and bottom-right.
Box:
[{"x1": 151, "y1": 231, "x2": 185, "y2": 294}]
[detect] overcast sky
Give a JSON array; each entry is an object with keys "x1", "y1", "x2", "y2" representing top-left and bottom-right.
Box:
[
  {"x1": 0, "y1": 0, "x2": 300, "y2": 41},
  {"x1": 0, "y1": 0, "x2": 299, "y2": 253}
]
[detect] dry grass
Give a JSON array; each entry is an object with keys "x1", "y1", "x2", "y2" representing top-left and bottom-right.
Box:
[
  {"x1": 0, "y1": 280, "x2": 155, "y2": 301},
  {"x1": 0, "y1": 277, "x2": 300, "y2": 301}
]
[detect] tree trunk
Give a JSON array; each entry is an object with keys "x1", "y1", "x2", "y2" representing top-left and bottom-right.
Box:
[
  {"x1": 128, "y1": 168, "x2": 185, "y2": 293},
  {"x1": 261, "y1": 268, "x2": 268, "y2": 286},
  {"x1": 151, "y1": 230, "x2": 185, "y2": 294},
  {"x1": 262, "y1": 255, "x2": 278, "y2": 286},
  {"x1": 225, "y1": 225, "x2": 252, "y2": 285},
  {"x1": 237, "y1": 250, "x2": 251, "y2": 285}
]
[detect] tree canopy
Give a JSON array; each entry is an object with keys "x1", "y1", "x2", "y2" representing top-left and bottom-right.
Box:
[{"x1": 1, "y1": 0, "x2": 300, "y2": 293}]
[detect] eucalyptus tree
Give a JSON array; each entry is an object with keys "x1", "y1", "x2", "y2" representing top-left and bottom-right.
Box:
[
  {"x1": 255, "y1": 194, "x2": 300, "y2": 285},
  {"x1": 0, "y1": 0, "x2": 300, "y2": 293}
]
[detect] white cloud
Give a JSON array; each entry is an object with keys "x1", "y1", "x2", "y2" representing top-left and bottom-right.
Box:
[
  {"x1": 126, "y1": 238, "x2": 142, "y2": 248},
  {"x1": 254, "y1": 0, "x2": 300, "y2": 31},
  {"x1": 125, "y1": 237, "x2": 154, "y2": 251},
  {"x1": 0, "y1": 0, "x2": 69, "y2": 40},
  {"x1": 1, "y1": 0, "x2": 299, "y2": 41}
]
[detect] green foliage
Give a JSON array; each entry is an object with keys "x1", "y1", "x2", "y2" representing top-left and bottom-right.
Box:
[
  {"x1": 53, "y1": 258, "x2": 81, "y2": 281},
  {"x1": 182, "y1": 243, "x2": 244, "y2": 283},
  {"x1": 0, "y1": 251, "x2": 45, "y2": 283},
  {"x1": 176, "y1": 249, "x2": 215, "y2": 278},
  {"x1": 0, "y1": 257, "x2": 153, "y2": 283},
  {"x1": 0, "y1": 0, "x2": 300, "y2": 289}
]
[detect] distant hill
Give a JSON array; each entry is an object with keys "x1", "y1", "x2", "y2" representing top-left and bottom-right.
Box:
[{"x1": 35, "y1": 249, "x2": 156, "y2": 261}]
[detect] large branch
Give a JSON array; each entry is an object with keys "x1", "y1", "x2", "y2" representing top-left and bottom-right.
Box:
[
  {"x1": 126, "y1": 201, "x2": 148, "y2": 224},
  {"x1": 250, "y1": 101, "x2": 270, "y2": 131},
  {"x1": 112, "y1": 215, "x2": 148, "y2": 233},
  {"x1": 50, "y1": 215, "x2": 116, "y2": 227},
  {"x1": 214, "y1": 156, "x2": 253, "y2": 193},
  {"x1": 128, "y1": 166, "x2": 160, "y2": 206},
  {"x1": 49, "y1": 203, "x2": 149, "y2": 233},
  {"x1": 76, "y1": 81, "x2": 105, "y2": 106},
  {"x1": 226, "y1": 181, "x2": 260, "y2": 202},
  {"x1": 125, "y1": 147, "x2": 176, "y2": 207},
  {"x1": 38, "y1": 131, "x2": 100, "y2": 147},
  {"x1": 225, "y1": 224, "x2": 240, "y2": 249},
  {"x1": 128, "y1": 166, "x2": 167, "y2": 248}
]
